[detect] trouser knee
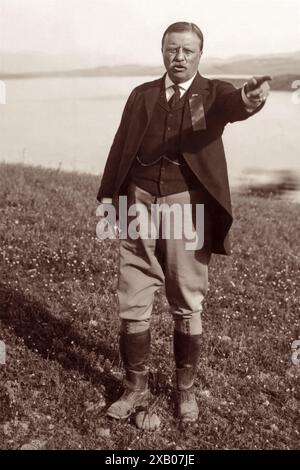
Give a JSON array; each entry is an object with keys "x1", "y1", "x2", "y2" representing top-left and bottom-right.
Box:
[
  {"x1": 174, "y1": 313, "x2": 202, "y2": 336},
  {"x1": 120, "y1": 319, "x2": 150, "y2": 335}
]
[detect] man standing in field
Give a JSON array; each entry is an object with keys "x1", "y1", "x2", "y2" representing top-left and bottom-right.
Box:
[{"x1": 96, "y1": 22, "x2": 270, "y2": 422}]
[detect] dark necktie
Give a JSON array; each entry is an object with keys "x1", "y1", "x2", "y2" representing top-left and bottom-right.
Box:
[{"x1": 169, "y1": 84, "x2": 181, "y2": 108}]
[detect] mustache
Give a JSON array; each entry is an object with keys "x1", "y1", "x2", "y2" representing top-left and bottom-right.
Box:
[{"x1": 172, "y1": 64, "x2": 187, "y2": 69}]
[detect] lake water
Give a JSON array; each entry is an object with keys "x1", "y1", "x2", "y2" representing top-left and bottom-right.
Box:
[{"x1": 0, "y1": 76, "x2": 299, "y2": 186}]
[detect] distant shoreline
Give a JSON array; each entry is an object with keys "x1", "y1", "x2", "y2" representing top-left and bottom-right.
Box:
[
  {"x1": 1, "y1": 50, "x2": 298, "y2": 92},
  {"x1": 0, "y1": 72, "x2": 297, "y2": 91}
]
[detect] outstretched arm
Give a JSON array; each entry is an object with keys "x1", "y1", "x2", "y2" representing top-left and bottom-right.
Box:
[{"x1": 215, "y1": 75, "x2": 271, "y2": 124}]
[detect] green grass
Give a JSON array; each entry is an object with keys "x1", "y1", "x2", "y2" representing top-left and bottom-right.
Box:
[{"x1": 0, "y1": 163, "x2": 299, "y2": 450}]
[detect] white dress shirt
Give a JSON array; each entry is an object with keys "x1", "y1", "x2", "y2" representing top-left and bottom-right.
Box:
[{"x1": 165, "y1": 73, "x2": 198, "y2": 101}]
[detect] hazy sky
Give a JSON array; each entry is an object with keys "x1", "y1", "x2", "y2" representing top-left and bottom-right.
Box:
[{"x1": 0, "y1": 0, "x2": 299, "y2": 64}]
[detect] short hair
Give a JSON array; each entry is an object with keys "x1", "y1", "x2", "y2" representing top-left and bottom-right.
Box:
[{"x1": 162, "y1": 22, "x2": 204, "y2": 52}]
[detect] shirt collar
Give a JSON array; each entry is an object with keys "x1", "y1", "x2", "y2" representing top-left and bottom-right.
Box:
[{"x1": 165, "y1": 72, "x2": 197, "y2": 92}]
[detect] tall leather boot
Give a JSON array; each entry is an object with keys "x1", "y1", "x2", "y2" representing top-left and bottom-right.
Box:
[
  {"x1": 106, "y1": 329, "x2": 150, "y2": 419},
  {"x1": 173, "y1": 329, "x2": 202, "y2": 423}
]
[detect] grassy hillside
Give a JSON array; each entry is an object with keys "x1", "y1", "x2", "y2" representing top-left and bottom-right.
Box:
[{"x1": 0, "y1": 163, "x2": 299, "y2": 450}]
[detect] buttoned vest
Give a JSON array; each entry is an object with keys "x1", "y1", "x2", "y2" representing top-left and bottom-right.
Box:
[{"x1": 128, "y1": 85, "x2": 201, "y2": 196}]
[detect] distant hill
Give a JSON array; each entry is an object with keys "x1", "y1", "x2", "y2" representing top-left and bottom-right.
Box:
[
  {"x1": 0, "y1": 51, "x2": 101, "y2": 74},
  {"x1": 202, "y1": 52, "x2": 300, "y2": 75},
  {"x1": 71, "y1": 52, "x2": 300, "y2": 77},
  {"x1": 0, "y1": 51, "x2": 299, "y2": 91}
]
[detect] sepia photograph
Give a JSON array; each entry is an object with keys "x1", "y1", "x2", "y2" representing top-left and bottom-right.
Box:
[{"x1": 0, "y1": 0, "x2": 299, "y2": 456}]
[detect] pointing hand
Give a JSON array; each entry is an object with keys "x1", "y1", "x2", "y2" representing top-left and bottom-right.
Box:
[{"x1": 244, "y1": 75, "x2": 272, "y2": 103}]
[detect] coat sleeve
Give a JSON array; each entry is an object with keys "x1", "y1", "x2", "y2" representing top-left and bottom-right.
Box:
[
  {"x1": 214, "y1": 79, "x2": 265, "y2": 125},
  {"x1": 96, "y1": 88, "x2": 137, "y2": 202}
]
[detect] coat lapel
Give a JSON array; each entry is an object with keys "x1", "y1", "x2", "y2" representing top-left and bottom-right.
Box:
[
  {"x1": 120, "y1": 77, "x2": 162, "y2": 161},
  {"x1": 142, "y1": 72, "x2": 210, "y2": 130},
  {"x1": 122, "y1": 72, "x2": 209, "y2": 159},
  {"x1": 143, "y1": 76, "x2": 165, "y2": 120}
]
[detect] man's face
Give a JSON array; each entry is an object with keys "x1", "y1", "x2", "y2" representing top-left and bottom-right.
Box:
[{"x1": 162, "y1": 31, "x2": 202, "y2": 83}]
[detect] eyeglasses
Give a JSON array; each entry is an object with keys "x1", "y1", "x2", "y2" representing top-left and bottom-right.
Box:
[{"x1": 164, "y1": 47, "x2": 201, "y2": 58}]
